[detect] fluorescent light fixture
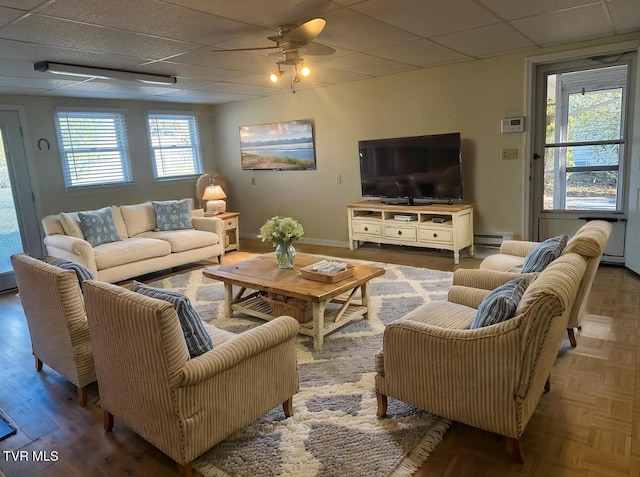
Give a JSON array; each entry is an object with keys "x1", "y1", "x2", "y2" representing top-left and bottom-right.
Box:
[{"x1": 34, "y1": 61, "x2": 177, "y2": 85}]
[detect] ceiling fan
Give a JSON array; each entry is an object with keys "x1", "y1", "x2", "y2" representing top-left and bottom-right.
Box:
[{"x1": 214, "y1": 18, "x2": 335, "y2": 92}]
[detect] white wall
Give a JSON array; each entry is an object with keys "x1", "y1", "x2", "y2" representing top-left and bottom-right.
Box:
[
  {"x1": 211, "y1": 33, "x2": 640, "y2": 246},
  {"x1": 0, "y1": 95, "x2": 215, "y2": 217},
  {"x1": 212, "y1": 54, "x2": 526, "y2": 245}
]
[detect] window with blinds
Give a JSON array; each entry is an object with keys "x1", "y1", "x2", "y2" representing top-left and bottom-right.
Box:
[
  {"x1": 147, "y1": 112, "x2": 203, "y2": 179},
  {"x1": 55, "y1": 109, "x2": 132, "y2": 188}
]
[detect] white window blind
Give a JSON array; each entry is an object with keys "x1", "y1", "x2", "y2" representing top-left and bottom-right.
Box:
[
  {"x1": 55, "y1": 109, "x2": 132, "y2": 188},
  {"x1": 147, "y1": 112, "x2": 203, "y2": 179}
]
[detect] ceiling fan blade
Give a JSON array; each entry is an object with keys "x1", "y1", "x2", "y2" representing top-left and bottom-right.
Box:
[
  {"x1": 304, "y1": 42, "x2": 335, "y2": 56},
  {"x1": 283, "y1": 0, "x2": 332, "y2": 24},
  {"x1": 283, "y1": 18, "x2": 326, "y2": 44},
  {"x1": 211, "y1": 46, "x2": 278, "y2": 53}
]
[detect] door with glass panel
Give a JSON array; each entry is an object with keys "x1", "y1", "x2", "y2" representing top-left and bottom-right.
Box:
[
  {"x1": 532, "y1": 54, "x2": 636, "y2": 264},
  {"x1": 0, "y1": 110, "x2": 41, "y2": 291}
]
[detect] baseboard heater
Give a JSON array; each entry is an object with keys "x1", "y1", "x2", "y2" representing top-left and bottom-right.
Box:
[{"x1": 474, "y1": 232, "x2": 514, "y2": 248}]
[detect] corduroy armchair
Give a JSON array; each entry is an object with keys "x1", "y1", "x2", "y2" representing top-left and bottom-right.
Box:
[
  {"x1": 10, "y1": 253, "x2": 96, "y2": 406},
  {"x1": 479, "y1": 220, "x2": 611, "y2": 346},
  {"x1": 82, "y1": 280, "x2": 300, "y2": 477},
  {"x1": 375, "y1": 252, "x2": 587, "y2": 463}
]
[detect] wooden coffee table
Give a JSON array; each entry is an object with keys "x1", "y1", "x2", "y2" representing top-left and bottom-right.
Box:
[{"x1": 202, "y1": 253, "x2": 385, "y2": 350}]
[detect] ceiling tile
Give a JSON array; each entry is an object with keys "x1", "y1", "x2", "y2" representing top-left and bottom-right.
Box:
[
  {"x1": 352, "y1": 0, "x2": 501, "y2": 38},
  {"x1": 0, "y1": 0, "x2": 44, "y2": 10},
  {"x1": 193, "y1": 81, "x2": 281, "y2": 96},
  {"x1": 318, "y1": 52, "x2": 416, "y2": 76},
  {"x1": 38, "y1": 0, "x2": 261, "y2": 45},
  {"x1": 161, "y1": 0, "x2": 339, "y2": 29},
  {"x1": 607, "y1": 0, "x2": 640, "y2": 33},
  {"x1": 0, "y1": 6, "x2": 23, "y2": 27},
  {"x1": 434, "y1": 23, "x2": 536, "y2": 58},
  {"x1": 510, "y1": 3, "x2": 613, "y2": 45},
  {"x1": 368, "y1": 39, "x2": 471, "y2": 67},
  {"x1": 141, "y1": 61, "x2": 251, "y2": 83},
  {"x1": 169, "y1": 47, "x2": 275, "y2": 75},
  {"x1": 320, "y1": 8, "x2": 421, "y2": 52},
  {"x1": 0, "y1": 14, "x2": 198, "y2": 60},
  {"x1": 478, "y1": 0, "x2": 600, "y2": 21}
]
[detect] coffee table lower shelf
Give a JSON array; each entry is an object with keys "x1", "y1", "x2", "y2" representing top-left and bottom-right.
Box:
[{"x1": 231, "y1": 291, "x2": 368, "y2": 348}]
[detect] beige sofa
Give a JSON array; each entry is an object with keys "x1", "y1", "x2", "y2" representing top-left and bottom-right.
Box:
[{"x1": 41, "y1": 201, "x2": 225, "y2": 283}]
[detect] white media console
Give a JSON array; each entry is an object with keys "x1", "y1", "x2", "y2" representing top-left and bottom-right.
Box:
[{"x1": 347, "y1": 200, "x2": 474, "y2": 264}]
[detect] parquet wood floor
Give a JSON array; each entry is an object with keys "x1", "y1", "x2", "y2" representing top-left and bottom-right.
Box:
[{"x1": 0, "y1": 241, "x2": 638, "y2": 476}]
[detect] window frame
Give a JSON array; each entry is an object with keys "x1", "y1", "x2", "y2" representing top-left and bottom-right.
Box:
[
  {"x1": 542, "y1": 64, "x2": 629, "y2": 212},
  {"x1": 146, "y1": 111, "x2": 203, "y2": 181},
  {"x1": 54, "y1": 107, "x2": 132, "y2": 189}
]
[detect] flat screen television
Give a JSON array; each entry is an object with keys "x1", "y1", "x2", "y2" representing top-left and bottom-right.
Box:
[{"x1": 358, "y1": 132, "x2": 463, "y2": 205}]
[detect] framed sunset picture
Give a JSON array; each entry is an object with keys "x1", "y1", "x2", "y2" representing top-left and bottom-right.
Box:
[{"x1": 239, "y1": 119, "x2": 316, "y2": 170}]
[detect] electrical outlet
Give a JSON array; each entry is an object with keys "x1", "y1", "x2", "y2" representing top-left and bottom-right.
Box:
[
  {"x1": 501, "y1": 148, "x2": 518, "y2": 160},
  {"x1": 336, "y1": 174, "x2": 341, "y2": 184},
  {"x1": 251, "y1": 177, "x2": 256, "y2": 185}
]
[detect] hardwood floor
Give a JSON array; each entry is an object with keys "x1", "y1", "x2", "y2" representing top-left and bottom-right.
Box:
[{"x1": 0, "y1": 241, "x2": 638, "y2": 476}]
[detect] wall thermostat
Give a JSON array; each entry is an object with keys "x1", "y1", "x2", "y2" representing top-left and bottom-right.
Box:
[{"x1": 501, "y1": 117, "x2": 524, "y2": 133}]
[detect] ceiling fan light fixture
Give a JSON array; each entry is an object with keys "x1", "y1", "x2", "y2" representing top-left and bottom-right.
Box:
[
  {"x1": 270, "y1": 70, "x2": 283, "y2": 83},
  {"x1": 300, "y1": 65, "x2": 310, "y2": 77}
]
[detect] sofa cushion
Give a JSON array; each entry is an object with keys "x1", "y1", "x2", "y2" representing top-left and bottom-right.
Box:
[
  {"x1": 400, "y1": 301, "x2": 477, "y2": 329},
  {"x1": 521, "y1": 235, "x2": 568, "y2": 273},
  {"x1": 60, "y1": 206, "x2": 128, "y2": 240},
  {"x1": 131, "y1": 282, "x2": 213, "y2": 358},
  {"x1": 46, "y1": 256, "x2": 95, "y2": 289},
  {"x1": 92, "y1": 237, "x2": 171, "y2": 270},
  {"x1": 120, "y1": 202, "x2": 157, "y2": 237},
  {"x1": 137, "y1": 229, "x2": 219, "y2": 253},
  {"x1": 151, "y1": 199, "x2": 192, "y2": 231},
  {"x1": 470, "y1": 278, "x2": 527, "y2": 329},
  {"x1": 78, "y1": 208, "x2": 122, "y2": 247}
]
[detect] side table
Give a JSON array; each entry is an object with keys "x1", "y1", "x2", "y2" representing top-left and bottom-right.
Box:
[{"x1": 205, "y1": 211, "x2": 240, "y2": 252}]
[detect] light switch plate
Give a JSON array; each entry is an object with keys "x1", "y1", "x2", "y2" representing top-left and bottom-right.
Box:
[{"x1": 501, "y1": 148, "x2": 519, "y2": 160}]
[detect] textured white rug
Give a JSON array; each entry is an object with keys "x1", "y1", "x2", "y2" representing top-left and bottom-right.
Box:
[{"x1": 148, "y1": 260, "x2": 453, "y2": 477}]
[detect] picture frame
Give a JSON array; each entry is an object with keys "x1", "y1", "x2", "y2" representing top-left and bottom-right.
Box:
[{"x1": 239, "y1": 119, "x2": 316, "y2": 170}]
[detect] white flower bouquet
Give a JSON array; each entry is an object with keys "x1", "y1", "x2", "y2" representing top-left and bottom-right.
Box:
[{"x1": 257, "y1": 216, "x2": 304, "y2": 245}]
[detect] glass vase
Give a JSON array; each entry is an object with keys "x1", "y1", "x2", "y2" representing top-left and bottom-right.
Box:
[{"x1": 275, "y1": 242, "x2": 296, "y2": 269}]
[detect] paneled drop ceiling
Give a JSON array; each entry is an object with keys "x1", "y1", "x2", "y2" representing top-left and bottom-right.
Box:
[{"x1": 0, "y1": 0, "x2": 639, "y2": 104}]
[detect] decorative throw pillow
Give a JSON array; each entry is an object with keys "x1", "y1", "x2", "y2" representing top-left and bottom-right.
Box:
[
  {"x1": 131, "y1": 282, "x2": 213, "y2": 358},
  {"x1": 470, "y1": 278, "x2": 528, "y2": 329},
  {"x1": 520, "y1": 235, "x2": 568, "y2": 273},
  {"x1": 78, "y1": 208, "x2": 122, "y2": 247},
  {"x1": 151, "y1": 199, "x2": 192, "y2": 232},
  {"x1": 46, "y1": 256, "x2": 95, "y2": 290}
]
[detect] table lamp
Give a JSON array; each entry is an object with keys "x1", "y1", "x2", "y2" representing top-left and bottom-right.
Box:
[{"x1": 203, "y1": 184, "x2": 227, "y2": 214}]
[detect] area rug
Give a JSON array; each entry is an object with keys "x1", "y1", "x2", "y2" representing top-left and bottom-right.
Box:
[{"x1": 147, "y1": 259, "x2": 454, "y2": 477}]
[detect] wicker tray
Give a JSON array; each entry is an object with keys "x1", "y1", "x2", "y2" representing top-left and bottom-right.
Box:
[
  {"x1": 300, "y1": 263, "x2": 354, "y2": 283},
  {"x1": 263, "y1": 293, "x2": 313, "y2": 323}
]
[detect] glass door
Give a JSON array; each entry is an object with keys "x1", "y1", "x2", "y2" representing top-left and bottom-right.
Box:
[
  {"x1": 0, "y1": 110, "x2": 41, "y2": 291},
  {"x1": 531, "y1": 54, "x2": 636, "y2": 263}
]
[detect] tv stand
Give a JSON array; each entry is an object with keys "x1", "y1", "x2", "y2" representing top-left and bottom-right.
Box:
[{"x1": 347, "y1": 200, "x2": 474, "y2": 264}]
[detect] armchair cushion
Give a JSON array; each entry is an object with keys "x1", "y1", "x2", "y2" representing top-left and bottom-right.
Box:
[
  {"x1": 78, "y1": 208, "x2": 122, "y2": 247},
  {"x1": 470, "y1": 278, "x2": 527, "y2": 329},
  {"x1": 152, "y1": 199, "x2": 193, "y2": 231},
  {"x1": 131, "y1": 282, "x2": 213, "y2": 357},
  {"x1": 521, "y1": 235, "x2": 568, "y2": 273}
]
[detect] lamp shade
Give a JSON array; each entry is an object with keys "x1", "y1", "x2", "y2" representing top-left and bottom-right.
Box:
[{"x1": 203, "y1": 185, "x2": 226, "y2": 200}]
